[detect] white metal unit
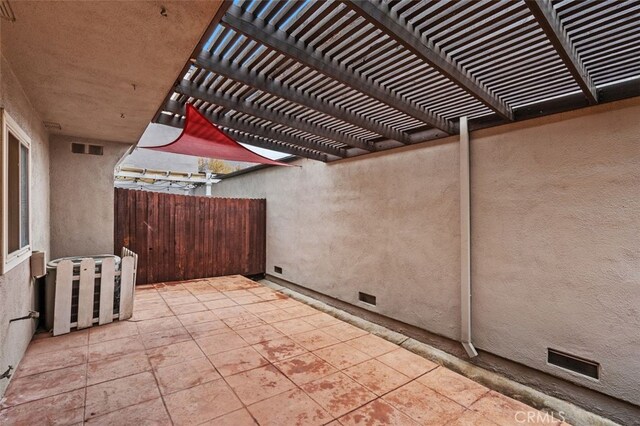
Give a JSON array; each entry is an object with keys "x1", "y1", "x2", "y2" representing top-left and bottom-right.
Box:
[{"x1": 52, "y1": 248, "x2": 138, "y2": 336}]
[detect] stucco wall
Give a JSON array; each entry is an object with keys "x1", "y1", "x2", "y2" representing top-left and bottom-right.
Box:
[
  {"x1": 206, "y1": 98, "x2": 640, "y2": 410},
  {"x1": 49, "y1": 135, "x2": 131, "y2": 259},
  {"x1": 0, "y1": 54, "x2": 50, "y2": 397}
]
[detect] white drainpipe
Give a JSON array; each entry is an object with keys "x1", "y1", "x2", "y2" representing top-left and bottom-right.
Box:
[{"x1": 460, "y1": 116, "x2": 478, "y2": 358}]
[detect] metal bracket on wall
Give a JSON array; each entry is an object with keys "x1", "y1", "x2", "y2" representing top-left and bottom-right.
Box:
[{"x1": 1, "y1": 365, "x2": 13, "y2": 380}]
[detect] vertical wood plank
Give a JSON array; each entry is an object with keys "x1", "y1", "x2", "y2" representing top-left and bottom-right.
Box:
[
  {"x1": 119, "y1": 256, "x2": 135, "y2": 319},
  {"x1": 77, "y1": 258, "x2": 96, "y2": 329},
  {"x1": 53, "y1": 260, "x2": 74, "y2": 336},
  {"x1": 98, "y1": 257, "x2": 115, "y2": 325}
]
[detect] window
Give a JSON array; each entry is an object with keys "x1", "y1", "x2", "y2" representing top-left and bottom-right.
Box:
[{"x1": 2, "y1": 110, "x2": 31, "y2": 274}]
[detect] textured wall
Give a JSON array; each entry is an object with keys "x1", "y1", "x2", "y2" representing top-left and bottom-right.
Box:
[
  {"x1": 49, "y1": 135, "x2": 131, "y2": 259},
  {"x1": 470, "y1": 99, "x2": 640, "y2": 406},
  {"x1": 0, "y1": 55, "x2": 51, "y2": 397},
  {"x1": 206, "y1": 98, "x2": 640, "y2": 408}
]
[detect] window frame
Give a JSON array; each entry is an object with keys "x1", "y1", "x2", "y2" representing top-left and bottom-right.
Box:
[{"x1": 1, "y1": 109, "x2": 32, "y2": 274}]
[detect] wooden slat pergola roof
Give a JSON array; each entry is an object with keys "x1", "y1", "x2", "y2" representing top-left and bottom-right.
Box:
[{"x1": 154, "y1": 0, "x2": 640, "y2": 162}]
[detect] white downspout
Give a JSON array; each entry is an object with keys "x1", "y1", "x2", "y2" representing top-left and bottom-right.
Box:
[{"x1": 460, "y1": 116, "x2": 478, "y2": 358}]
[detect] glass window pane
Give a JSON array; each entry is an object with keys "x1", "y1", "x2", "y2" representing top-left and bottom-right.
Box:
[
  {"x1": 20, "y1": 142, "x2": 29, "y2": 248},
  {"x1": 7, "y1": 132, "x2": 20, "y2": 253}
]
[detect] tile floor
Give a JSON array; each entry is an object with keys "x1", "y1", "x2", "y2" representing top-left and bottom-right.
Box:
[{"x1": 0, "y1": 275, "x2": 565, "y2": 425}]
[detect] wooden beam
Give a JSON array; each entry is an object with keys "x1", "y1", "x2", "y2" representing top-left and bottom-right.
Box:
[
  {"x1": 221, "y1": 5, "x2": 458, "y2": 135},
  {"x1": 525, "y1": 0, "x2": 598, "y2": 104},
  {"x1": 152, "y1": 0, "x2": 234, "y2": 123},
  {"x1": 176, "y1": 80, "x2": 375, "y2": 152},
  {"x1": 343, "y1": 0, "x2": 514, "y2": 121},
  {"x1": 195, "y1": 55, "x2": 412, "y2": 144},
  {"x1": 159, "y1": 102, "x2": 336, "y2": 161}
]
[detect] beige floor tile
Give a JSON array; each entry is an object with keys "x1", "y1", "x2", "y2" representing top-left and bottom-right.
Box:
[
  {"x1": 222, "y1": 314, "x2": 265, "y2": 330},
  {"x1": 164, "y1": 295, "x2": 199, "y2": 306},
  {"x1": 170, "y1": 301, "x2": 208, "y2": 315},
  {"x1": 449, "y1": 410, "x2": 500, "y2": 426},
  {"x1": 313, "y1": 342, "x2": 371, "y2": 369},
  {"x1": 223, "y1": 289, "x2": 255, "y2": 299},
  {"x1": 164, "y1": 379, "x2": 243, "y2": 425},
  {"x1": 212, "y1": 305, "x2": 250, "y2": 319},
  {"x1": 155, "y1": 357, "x2": 221, "y2": 395},
  {"x1": 243, "y1": 301, "x2": 281, "y2": 314},
  {"x1": 344, "y1": 359, "x2": 411, "y2": 396},
  {"x1": 196, "y1": 292, "x2": 228, "y2": 302},
  {"x1": 255, "y1": 309, "x2": 295, "y2": 323},
  {"x1": 135, "y1": 316, "x2": 183, "y2": 334},
  {"x1": 417, "y1": 367, "x2": 490, "y2": 407},
  {"x1": 252, "y1": 336, "x2": 308, "y2": 362},
  {"x1": 147, "y1": 340, "x2": 205, "y2": 369},
  {"x1": 248, "y1": 388, "x2": 332, "y2": 426},
  {"x1": 87, "y1": 351, "x2": 151, "y2": 386},
  {"x1": 470, "y1": 391, "x2": 557, "y2": 426},
  {"x1": 383, "y1": 380, "x2": 466, "y2": 425},
  {"x1": 377, "y1": 348, "x2": 438, "y2": 378},
  {"x1": 184, "y1": 319, "x2": 230, "y2": 339},
  {"x1": 301, "y1": 313, "x2": 341, "y2": 328},
  {"x1": 338, "y1": 398, "x2": 420, "y2": 426},
  {"x1": 291, "y1": 329, "x2": 340, "y2": 351},
  {"x1": 272, "y1": 318, "x2": 317, "y2": 335},
  {"x1": 15, "y1": 345, "x2": 86, "y2": 378},
  {"x1": 232, "y1": 294, "x2": 265, "y2": 305},
  {"x1": 130, "y1": 305, "x2": 174, "y2": 321},
  {"x1": 225, "y1": 364, "x2": 296, "y2": 405},
  {"x1": 85, "y1": 397, "x2": 171, "y2": 425},
  {"x1": 274, "y1": 353, "x2": 338, "y2": 386},
  {"x1": 208, "y1": 345, "x2": 269, "y2": 376},
  {"x1": 26, "y1": 330, "x2": 89, "y2": 356},
  {"x1": 237, "y1": 324, "x2": 284, "y2": 344},
  {"x1": 88, "y1": 321, "x2": 140, "y2": 344},
  {"x1": 201, "y1": 408, "x2": 257, "y2": 425},
  {"x1": 1, "y1": 364, "x2": 86, "y2": 408},
  {"x1": 204, "y1": 298, "x2": 238, "y2": 310},
  {"x1": 283, "y1": 305, "x2": 319, "y2": 319},
  {"x1": 85, "y1": 371, "x2": 160, "y2": 419},
  {"x1": 196, "y1": 330, "x2": 248, "y2": 355},
  {"x1": 345, "y1": 333, "x2": 399, "y2": 357},
  {"x1": 88, "y1": 335, "x2": 145, "y2": 363},
  {"x1": 301, "y1": 371, "x2": 376, "y2": 418},
  {"x1": 140, "y1": 325, "x2": 192, "y2": 349},
  {"x1": 0, "y1": 389, "x2": 84, "y2": 425},
  {"x1": 321, "y1": 322, "x2": 369, "y2": 341},
  {"x1": 177, "y1": 310, "x2": 218, "y2": 325}
]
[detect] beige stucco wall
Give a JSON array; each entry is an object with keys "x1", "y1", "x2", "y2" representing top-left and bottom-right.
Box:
[
  {"x1": 206, "y1": 97, "x2": 640, "y2": 409},
  {"x1": 0, "y1": 54, "x2": 50, "y2": 397},
  {"x1": 49, "y1": 135, "x2": 131, "y2": 259}
]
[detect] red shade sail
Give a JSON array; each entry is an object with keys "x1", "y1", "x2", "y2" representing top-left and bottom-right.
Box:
[{"x1": 144, "y1": 104, "x2": 291, "y2": 166}]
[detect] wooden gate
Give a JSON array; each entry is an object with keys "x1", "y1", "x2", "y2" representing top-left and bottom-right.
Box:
[{"x1": 114, "y1": 188, "x2": 266, "y2": 285}]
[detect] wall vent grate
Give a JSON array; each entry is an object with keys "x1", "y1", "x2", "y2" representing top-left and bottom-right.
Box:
[
  {"x1": 274, "y1": 266, "x2": 282, "y2": 274},
  {"x1": 71, "y1": 143, "x2": 104, "y2": 156},
  {"x1": 358, "y1": 292, "x2": 376, "y2": 306},
  {"x1": 548, "y1": 349, "x2": 599, "y2": 379}
]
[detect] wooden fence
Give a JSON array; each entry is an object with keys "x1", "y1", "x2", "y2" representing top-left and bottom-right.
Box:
[{"x1": 114, "y1": 188, "x2": 266, "y2": 285}]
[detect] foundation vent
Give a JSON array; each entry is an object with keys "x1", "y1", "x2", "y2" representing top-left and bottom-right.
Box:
[
  {"x1": 274, "y1": 266, "x2": 282, "y2": 274},
  {"x1": 548, "y1": 349, "x2": 599, "y2": 379},
  {"x1": 358, "y1": 292, "x2": 376, "y2": 306},
  {"x1": 71, "y1": 143, "x2": 103, "y2": 156},
  {"x1": 43, "y1": 121, "x2": 62, "y2": 130}
]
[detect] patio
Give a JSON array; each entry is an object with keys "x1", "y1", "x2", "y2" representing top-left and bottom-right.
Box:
[{"x1": 0, "y1": 276, "x2": 558, "y2": 425}]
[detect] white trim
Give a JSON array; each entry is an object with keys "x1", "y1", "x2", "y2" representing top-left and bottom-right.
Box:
[{"x1": 1, "y1": 109, "x2": 32, "y2": 274}]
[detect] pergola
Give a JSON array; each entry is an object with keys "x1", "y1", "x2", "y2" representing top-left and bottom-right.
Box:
[{"x1": 154, "y1": 0, "x2": 640, "y2": 162}]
